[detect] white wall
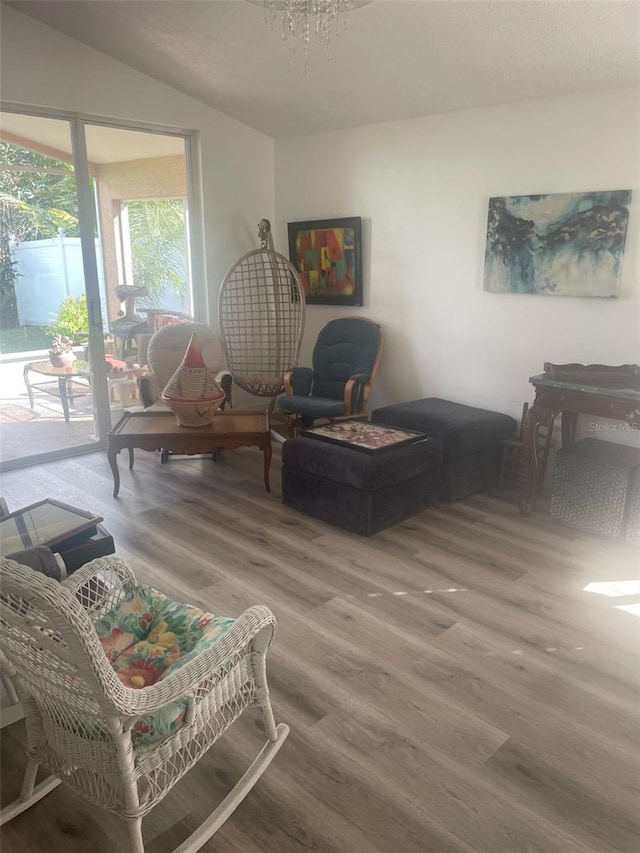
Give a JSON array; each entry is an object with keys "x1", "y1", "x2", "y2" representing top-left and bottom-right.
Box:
[
  {"x1": 4, "y1": 9, "x2": 638, "y2": 434},
  {"x1": 0, "y1": 6, "x2": 275, "y2": 323},
  {"x1": 275, "y1": 88, "x2": 640, "y2": 428}
]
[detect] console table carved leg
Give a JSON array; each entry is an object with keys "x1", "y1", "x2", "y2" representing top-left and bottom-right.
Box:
[
  {"x1": 520, "y1": 403, "x2": 559, "y2": 515},
  {"x1": 561, "y1": 410, "x2": 578, "y2": 447},
  {"x1": 128, "y1": 448, "x2": 135, "y2": 470}
]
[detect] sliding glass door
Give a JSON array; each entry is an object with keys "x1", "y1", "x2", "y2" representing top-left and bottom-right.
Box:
[
  {"x1": 0, "y1": 109, "x2": 196, "y2": 470},
  {"x1": 0, "y1": 110, "x2": 109, "y2": 468}
]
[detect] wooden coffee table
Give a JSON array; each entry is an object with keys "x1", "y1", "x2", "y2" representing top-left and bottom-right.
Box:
[{"x1": 107, "y1": 409, "x2": 272, "y2": 497}]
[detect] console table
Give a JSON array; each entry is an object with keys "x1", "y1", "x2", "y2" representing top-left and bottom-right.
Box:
[
  {"x1": 521, "y1": 374, "x2": 640, "y2": 514},
  {"x1": 108, "y1": 409, "x2": 272, "y2": 497}
]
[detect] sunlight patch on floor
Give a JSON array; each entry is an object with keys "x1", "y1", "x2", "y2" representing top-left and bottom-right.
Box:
[
  {"x1": 583, "y1": 580, "x2": 640, "y2": 597},
  {"x1": 345, "y1": 588, "x2": 468, "y2": 600},
  {"x1": 584, "y1": 579, "x2": 640, "y2": 617},
  {"x1": 614, "y1": 603, "x2": 640, "y2": 617}
]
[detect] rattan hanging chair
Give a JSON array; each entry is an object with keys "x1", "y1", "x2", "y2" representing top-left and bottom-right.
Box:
[{"x1": 219, "y1": 220, "x2": 305, "y2": 398}]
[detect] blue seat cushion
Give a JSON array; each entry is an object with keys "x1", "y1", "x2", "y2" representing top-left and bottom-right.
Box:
[{"x1": 277, "y1": 395, "x2": 345, "y2": 418}]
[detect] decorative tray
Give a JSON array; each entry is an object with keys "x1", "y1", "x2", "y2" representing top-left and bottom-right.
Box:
[
  {"x1": 543, "y1": 363, "x2": 640, "y2": 389},
  {"x1": 301, "y1": 420, "x2": 427, "y2": 453}
]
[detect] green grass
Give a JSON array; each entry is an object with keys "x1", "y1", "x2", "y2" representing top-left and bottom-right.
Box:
[{"x1": 0, "y1": 325, "x2": 51, "y2": 354}]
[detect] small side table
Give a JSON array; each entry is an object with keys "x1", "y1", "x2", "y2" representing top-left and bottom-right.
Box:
[
  {"x1": 23, "y1": 359, "x2": 146, "y2": 423},
  {"x1": 23, "y1": 360, "x2": 91, "y2": 424},
  {"x1": 0, "y1": 498, "x2": 114, "y2": 571}
]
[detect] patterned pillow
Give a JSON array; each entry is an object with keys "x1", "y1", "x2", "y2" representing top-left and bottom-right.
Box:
[{"x1": 95, "y1": 586, "x2": 235, "y2": 745}]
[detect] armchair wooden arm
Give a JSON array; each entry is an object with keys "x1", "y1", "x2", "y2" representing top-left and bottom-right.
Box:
[
  {"x1": 284, "y1": 367, "x2": 314, "y2": 396},
  {"x1": 343, "y1": 373, "x2": 373, "y2": 417}
]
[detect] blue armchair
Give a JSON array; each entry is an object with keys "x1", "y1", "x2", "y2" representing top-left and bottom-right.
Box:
[{"x1": 278, "y1": 317, "x2": 383, "y2": 436}]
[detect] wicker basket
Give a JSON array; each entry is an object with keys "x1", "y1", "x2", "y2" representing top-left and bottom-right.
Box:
[{"x1": 160, "y1": 333, "x2": 226, "y2": 428}]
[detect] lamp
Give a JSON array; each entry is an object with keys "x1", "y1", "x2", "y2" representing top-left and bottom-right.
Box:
[{"x1": 247, "y1": 0, "x2": 373, "y2": 67}]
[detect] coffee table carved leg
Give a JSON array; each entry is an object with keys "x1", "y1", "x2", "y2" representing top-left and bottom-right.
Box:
[
  {"x1": 520, "y1": 403, "x2": 559, "y2": 515},
  {"x1": 108, "y1": 446, "x2": 121, "y2": 498},
  {"x1": 263, "y1": 436, "x2": 272, "y2": 493},
  {"x1": 128, "y1": 448, "x2": 134, "y2": 470}
]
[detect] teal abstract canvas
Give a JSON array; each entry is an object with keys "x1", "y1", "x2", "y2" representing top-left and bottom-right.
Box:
[{"x1": 483, "y1": 190, "x2": 632, "y2": 297}]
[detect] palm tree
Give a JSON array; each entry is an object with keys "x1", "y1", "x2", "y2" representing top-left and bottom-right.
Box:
[{"x1": 126, "y1": 199, "x2": 188, "y2": 307}]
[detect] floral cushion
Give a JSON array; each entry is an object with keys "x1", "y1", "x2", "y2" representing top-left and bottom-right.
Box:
[{"x1": 95, "y1": 586, "x2": 235, "y2": 746}]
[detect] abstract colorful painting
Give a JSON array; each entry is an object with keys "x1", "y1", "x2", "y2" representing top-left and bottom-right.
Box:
[
  {"x1": 288, "y1": 217, "x2": 362, "y2": 305},
  {"x1": 483, "y1": 190, "x2": 632, "y2": 297}
]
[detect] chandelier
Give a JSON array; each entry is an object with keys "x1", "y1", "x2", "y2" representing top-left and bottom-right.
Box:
[{"x1": 246, "y1": 0, "x2": 374, "y2": 68}]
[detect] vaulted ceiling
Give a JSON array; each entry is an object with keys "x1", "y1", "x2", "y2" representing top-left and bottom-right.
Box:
[{"x1": 7, "y1": 0, "x2": 640, "y2": 138}]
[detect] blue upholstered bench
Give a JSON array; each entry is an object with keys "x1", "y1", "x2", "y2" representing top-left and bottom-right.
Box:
[
  {"x1": 371, "y1": 398, "x2": 517, "y2": 502},
  {"x1": 281, "y1": 434, "x2": 442, "y2": 536}
]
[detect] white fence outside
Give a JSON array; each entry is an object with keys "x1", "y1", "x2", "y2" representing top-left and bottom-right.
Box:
[{"x1": 11, "y1": 233, "x2": 107, "y2": 327}]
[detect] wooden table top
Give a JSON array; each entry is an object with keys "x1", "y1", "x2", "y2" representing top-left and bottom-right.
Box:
[{"x1": 110, "y1": 408, "x2": 270, "y2": 438}]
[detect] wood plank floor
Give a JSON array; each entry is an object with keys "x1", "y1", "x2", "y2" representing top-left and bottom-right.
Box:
[{"x1": 1, "y1": 442, "x2": 638, "y2": 852}]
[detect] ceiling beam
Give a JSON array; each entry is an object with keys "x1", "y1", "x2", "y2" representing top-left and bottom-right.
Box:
[{"x1": 0, "y1": 130, "x2": 98, "y2": 176}]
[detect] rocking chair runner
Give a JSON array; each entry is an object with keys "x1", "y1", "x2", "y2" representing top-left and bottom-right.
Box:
[{"x1": 0, "y1": 555, "x2": 289, "y2": 853}]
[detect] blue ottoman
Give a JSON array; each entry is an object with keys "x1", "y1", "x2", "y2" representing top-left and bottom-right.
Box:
[
  {"x1": 281, "y1": 435, "x2": 443, "y2": 536},
  {"x1": 371, "y1": 398, "x2": 517, "y2": 502}
]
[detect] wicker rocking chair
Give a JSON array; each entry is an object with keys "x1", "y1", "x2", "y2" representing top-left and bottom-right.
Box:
[{"x1": 0, "y1": 555, "x2": 289, "y2": 853}]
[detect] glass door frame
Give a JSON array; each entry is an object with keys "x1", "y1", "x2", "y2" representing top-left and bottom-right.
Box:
[{"x1": 0, "y1": 102, "x2": 204, "y2": 472}]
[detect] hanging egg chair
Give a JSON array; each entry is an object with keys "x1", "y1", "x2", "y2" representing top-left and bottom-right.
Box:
[{"x1": 218, "y1": 219, "x2": 305, "y2": 398}]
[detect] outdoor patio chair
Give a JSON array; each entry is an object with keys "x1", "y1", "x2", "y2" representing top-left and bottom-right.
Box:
[
  {"x1": 0, "y1": 555, "x2": 289, "y2": 853},
  {"x1": 138, "y1": 322, "x2": 232, "y2": 410}
]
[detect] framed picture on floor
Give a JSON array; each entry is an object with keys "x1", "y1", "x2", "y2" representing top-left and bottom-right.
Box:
[{"x1": 288, "y1": 216, "x2": 363, "y2": 305}]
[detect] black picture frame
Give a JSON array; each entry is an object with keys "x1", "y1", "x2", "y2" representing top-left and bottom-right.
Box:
[{"x1": 288, "y1": 216, "x2": 363, "y2": 306}]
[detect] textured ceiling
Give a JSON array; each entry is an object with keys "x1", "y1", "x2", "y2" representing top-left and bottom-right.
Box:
[{"x1": 7, "y1": 0, "x2": 640, "y2": 138}]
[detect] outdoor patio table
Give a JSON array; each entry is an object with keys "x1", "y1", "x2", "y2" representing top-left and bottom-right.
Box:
[{"x1": 23, "y1": 359, "x2": 144, "y2": 424}]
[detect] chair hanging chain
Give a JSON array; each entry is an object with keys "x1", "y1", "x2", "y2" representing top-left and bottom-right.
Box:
[{"x1": 258, "y1": 218, "x2": 274, "y2": 251}]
